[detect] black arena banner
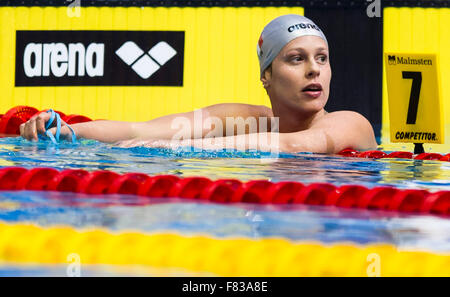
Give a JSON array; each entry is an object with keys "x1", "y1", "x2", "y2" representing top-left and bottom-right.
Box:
[{"x1": 15, "y1": 30, "x2": 185, "y2": 86}]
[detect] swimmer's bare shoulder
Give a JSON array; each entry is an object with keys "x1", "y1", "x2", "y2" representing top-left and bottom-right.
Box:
[{"x1": 284, "y1": 110, "x2": 378, "y2": 154}]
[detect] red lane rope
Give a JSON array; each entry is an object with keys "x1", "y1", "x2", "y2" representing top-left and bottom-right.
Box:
[
  {"x1": 0, "y1": 167, "x2": 449, "y2": 216},
  {"x1": 0, "y1": 106, "x2": 39, "y2": 136},
  {"x1": 338, "y1": 149, "x2": 449, "y2": 162}
]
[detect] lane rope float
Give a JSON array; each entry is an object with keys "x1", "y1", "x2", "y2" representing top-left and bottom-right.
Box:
[{"x1": 0, "y1": 167, "x2": 449, "y2": 216}]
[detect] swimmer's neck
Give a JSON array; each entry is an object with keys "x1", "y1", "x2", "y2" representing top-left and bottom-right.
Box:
[{"x1": 270, "y1": 104, "x2": 327, "y2": 133}]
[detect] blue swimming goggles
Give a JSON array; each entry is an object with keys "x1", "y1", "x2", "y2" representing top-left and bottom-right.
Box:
[{"x1": 43, "y1": 109, "x2": 77, "y2": 144}]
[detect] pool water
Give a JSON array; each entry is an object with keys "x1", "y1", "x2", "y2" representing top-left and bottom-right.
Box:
[{"x1": 0, "y1": 136, "x2": 449, "y2": 275}]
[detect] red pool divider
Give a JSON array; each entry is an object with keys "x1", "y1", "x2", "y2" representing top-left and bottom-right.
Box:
[
  {"x1": 421, "y1": 191, "x2": 450, "y2": 215},
  {"x1": 326, "y1": 185, "x2": 369, "y2": 208},
  {"x1": 47, "y1": 169, "x2": 89, "y2": 192},
  {"x1": 336, "y1": 148, "x2": 358, "y2": 157},
  {"x1": 414, "y1": 153, "x2": 444, "y2": 161},
  {"x1": 389, "y1": 190, "x2": 429, "y2": 213},
  {"x1": 0, "y1": 167, "x2": 28, "y2": 190},
  {"x1": 77, "y1": 171, "x2": 120, "y2": 194},
  {"x1": 0, "y1": 167, "x2": 449, "y2": 216},
  {"x1": 385, "y1": 151, "x2": 413, "y2": 159},
  {"x1": 106, "y1": 173, "x2": 151, "y2": 195},
  {"x1": 168, "y1": 176, "x2": 212, "y2": 199},
  {"x1": 337, "y1": 149, "x2": 449, "y2": 162},
  {"x1": 293, "y1": 184, "x2": 333, "y2": 205},
  {"x1": 137, "y1": 175, "x2": 180, "y2": 197},
  {"x1": 16, "y1": 168, "x2": 60, "y2": 191},
  {"x1": 266, "y1": 181, "x2": 304, "y2": 204},
  {"x1": 357, "y1": 151, "x2": 387, "y2": 159},
  {"x1": 231, "y1": 180, "x2": 273, "y2": 204},
  {"x1": 0, "y1": 106, "x2": 39, "y2": 136},
  {"x1": 62, "y1": 115, "x2": 92, "y2": 125},
  {"x1": 357, "y1": 186, "x2": 399, "y2": 210},
  {"x1": 199, "y1": 179, "x2": 242, "y2": 202}
]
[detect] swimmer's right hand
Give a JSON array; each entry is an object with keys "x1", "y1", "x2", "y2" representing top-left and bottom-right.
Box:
[{"x1": 20, "y1": 111, "x2": 72, "y2": 142}]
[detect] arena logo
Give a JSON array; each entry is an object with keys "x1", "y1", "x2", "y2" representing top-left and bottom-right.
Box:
[
  {"x1": 23, "y1": 42, "x2": 104, "y2": 78},
  {"x1": 15, "y1": 31, "x2": 185, "y2": 86},
  {"x1": 115, "y1": 41, "x2": 177, "y2": 79}
]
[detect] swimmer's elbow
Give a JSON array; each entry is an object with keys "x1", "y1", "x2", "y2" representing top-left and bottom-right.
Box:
[
  {"x1": 280, "y1": 130, "x2": 333, "y2": 154},
  {"x1": 279, "y1": 137, "x2": 296, "y2": 153}
]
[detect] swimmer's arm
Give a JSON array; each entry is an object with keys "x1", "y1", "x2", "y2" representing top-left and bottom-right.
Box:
[
  {"x1": 173, "y1": 130, "x2": 331, "y2": 153},
  {"x1": 133, "y1": 103, "x2": 270, "y2": 139},
  {"x1": 114, "y1": 103, "x2": 271, "y2": 144},
  {"x1": 30, "y1": 103, "x2": 269, "y2": 143},
  {"x1": 145, "y1": 111, "x2": 377, "y2": 153}
]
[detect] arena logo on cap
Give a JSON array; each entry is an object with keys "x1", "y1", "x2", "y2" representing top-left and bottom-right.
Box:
[
  {"x1": 287, "y1": 23, "x2": 321, "y2": 33},
  {"x1": 15, "y1": 31, "x2": 185, "y2": 86}
]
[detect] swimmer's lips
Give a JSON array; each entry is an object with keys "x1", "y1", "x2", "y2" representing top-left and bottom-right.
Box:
[{"x1": 302, "y1": 83, "x2": 323, "y2": 98}]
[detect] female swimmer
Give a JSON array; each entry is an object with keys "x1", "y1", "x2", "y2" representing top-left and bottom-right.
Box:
[{"x1": 20, "y1": 14, "x2": 377, "y2": 154}]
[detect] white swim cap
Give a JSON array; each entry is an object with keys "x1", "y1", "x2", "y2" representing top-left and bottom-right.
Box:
[{"x1": 257, "y1": 14, "x2": 328, "y2": 77}]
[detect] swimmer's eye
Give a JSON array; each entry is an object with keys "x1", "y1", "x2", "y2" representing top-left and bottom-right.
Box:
[
  {"x1": 291, "y1": 56, "x2": 304, "y2": 62},
  {"x1": 318, "y1": 55, "x2": 328, "y2": 64}
]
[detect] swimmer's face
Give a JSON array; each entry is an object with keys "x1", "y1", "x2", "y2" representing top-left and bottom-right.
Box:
[{"x1": 262, "y1": 35, "x2": 331, "y2": 114}]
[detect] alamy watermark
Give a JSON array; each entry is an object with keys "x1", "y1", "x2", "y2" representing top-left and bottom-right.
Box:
[
  {"x1": 67, "y1": 0, "x2": 81, "y2": 18},
  {"x1": 366, "y1": 253, "x2": 381, "y2": 277},
  {"x1": 170, "y1": 110, "x2": 281, "y2": 159},
  {"x1": 366, "y1": 0, "x2": 381, "y2": 18},
  {"x1": 66, "y1": 253, "x2": 81, "y2": 277}
]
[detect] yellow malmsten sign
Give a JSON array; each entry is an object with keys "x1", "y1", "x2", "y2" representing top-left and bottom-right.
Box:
[{"x1": 384, "y1": 53, "x2": 444, "y2": 144}]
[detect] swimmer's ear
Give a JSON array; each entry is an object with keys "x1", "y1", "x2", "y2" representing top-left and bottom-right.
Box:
[{"x1": 261, "y1": 65, "x2": 272, "y2": 88}]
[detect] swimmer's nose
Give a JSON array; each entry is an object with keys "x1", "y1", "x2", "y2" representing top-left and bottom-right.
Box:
[{"x1": 305, "y1": 60, "x2": 320, "y2": 78}]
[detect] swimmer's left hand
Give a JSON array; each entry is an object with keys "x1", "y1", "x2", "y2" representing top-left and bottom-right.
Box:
[{"x1": 46, "y1": 125, "x2": 76, "y2": 142}]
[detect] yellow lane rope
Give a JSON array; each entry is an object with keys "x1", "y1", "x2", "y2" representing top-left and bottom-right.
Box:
[{"x1": 0, "y1": 222, "x2": 449, "y2": 276}]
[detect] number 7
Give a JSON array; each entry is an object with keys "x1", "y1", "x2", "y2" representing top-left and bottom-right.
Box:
[{"x1": 402, "y1": 71, "x2": 422, "y2": 124}]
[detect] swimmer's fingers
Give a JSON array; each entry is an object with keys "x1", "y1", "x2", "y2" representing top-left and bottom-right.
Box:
[
  {"x1": 47, "y1": 127, "x2": 56, "y2": 138},
  {"x1": 47, "y1": 125, "x2": 72, "y2": 141},
  {"x1": 20, "y1": 112, "x2": 51, "y2": 141},
  {"x1": 21, "y1": 116, "x2": 38, "y2": 141},
  {"x1": 19, "y1": 123, "x2": 25, "y2": 138},
  {"x1": 35, "y1": 112, "x2": 52, "y2": 136}
]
